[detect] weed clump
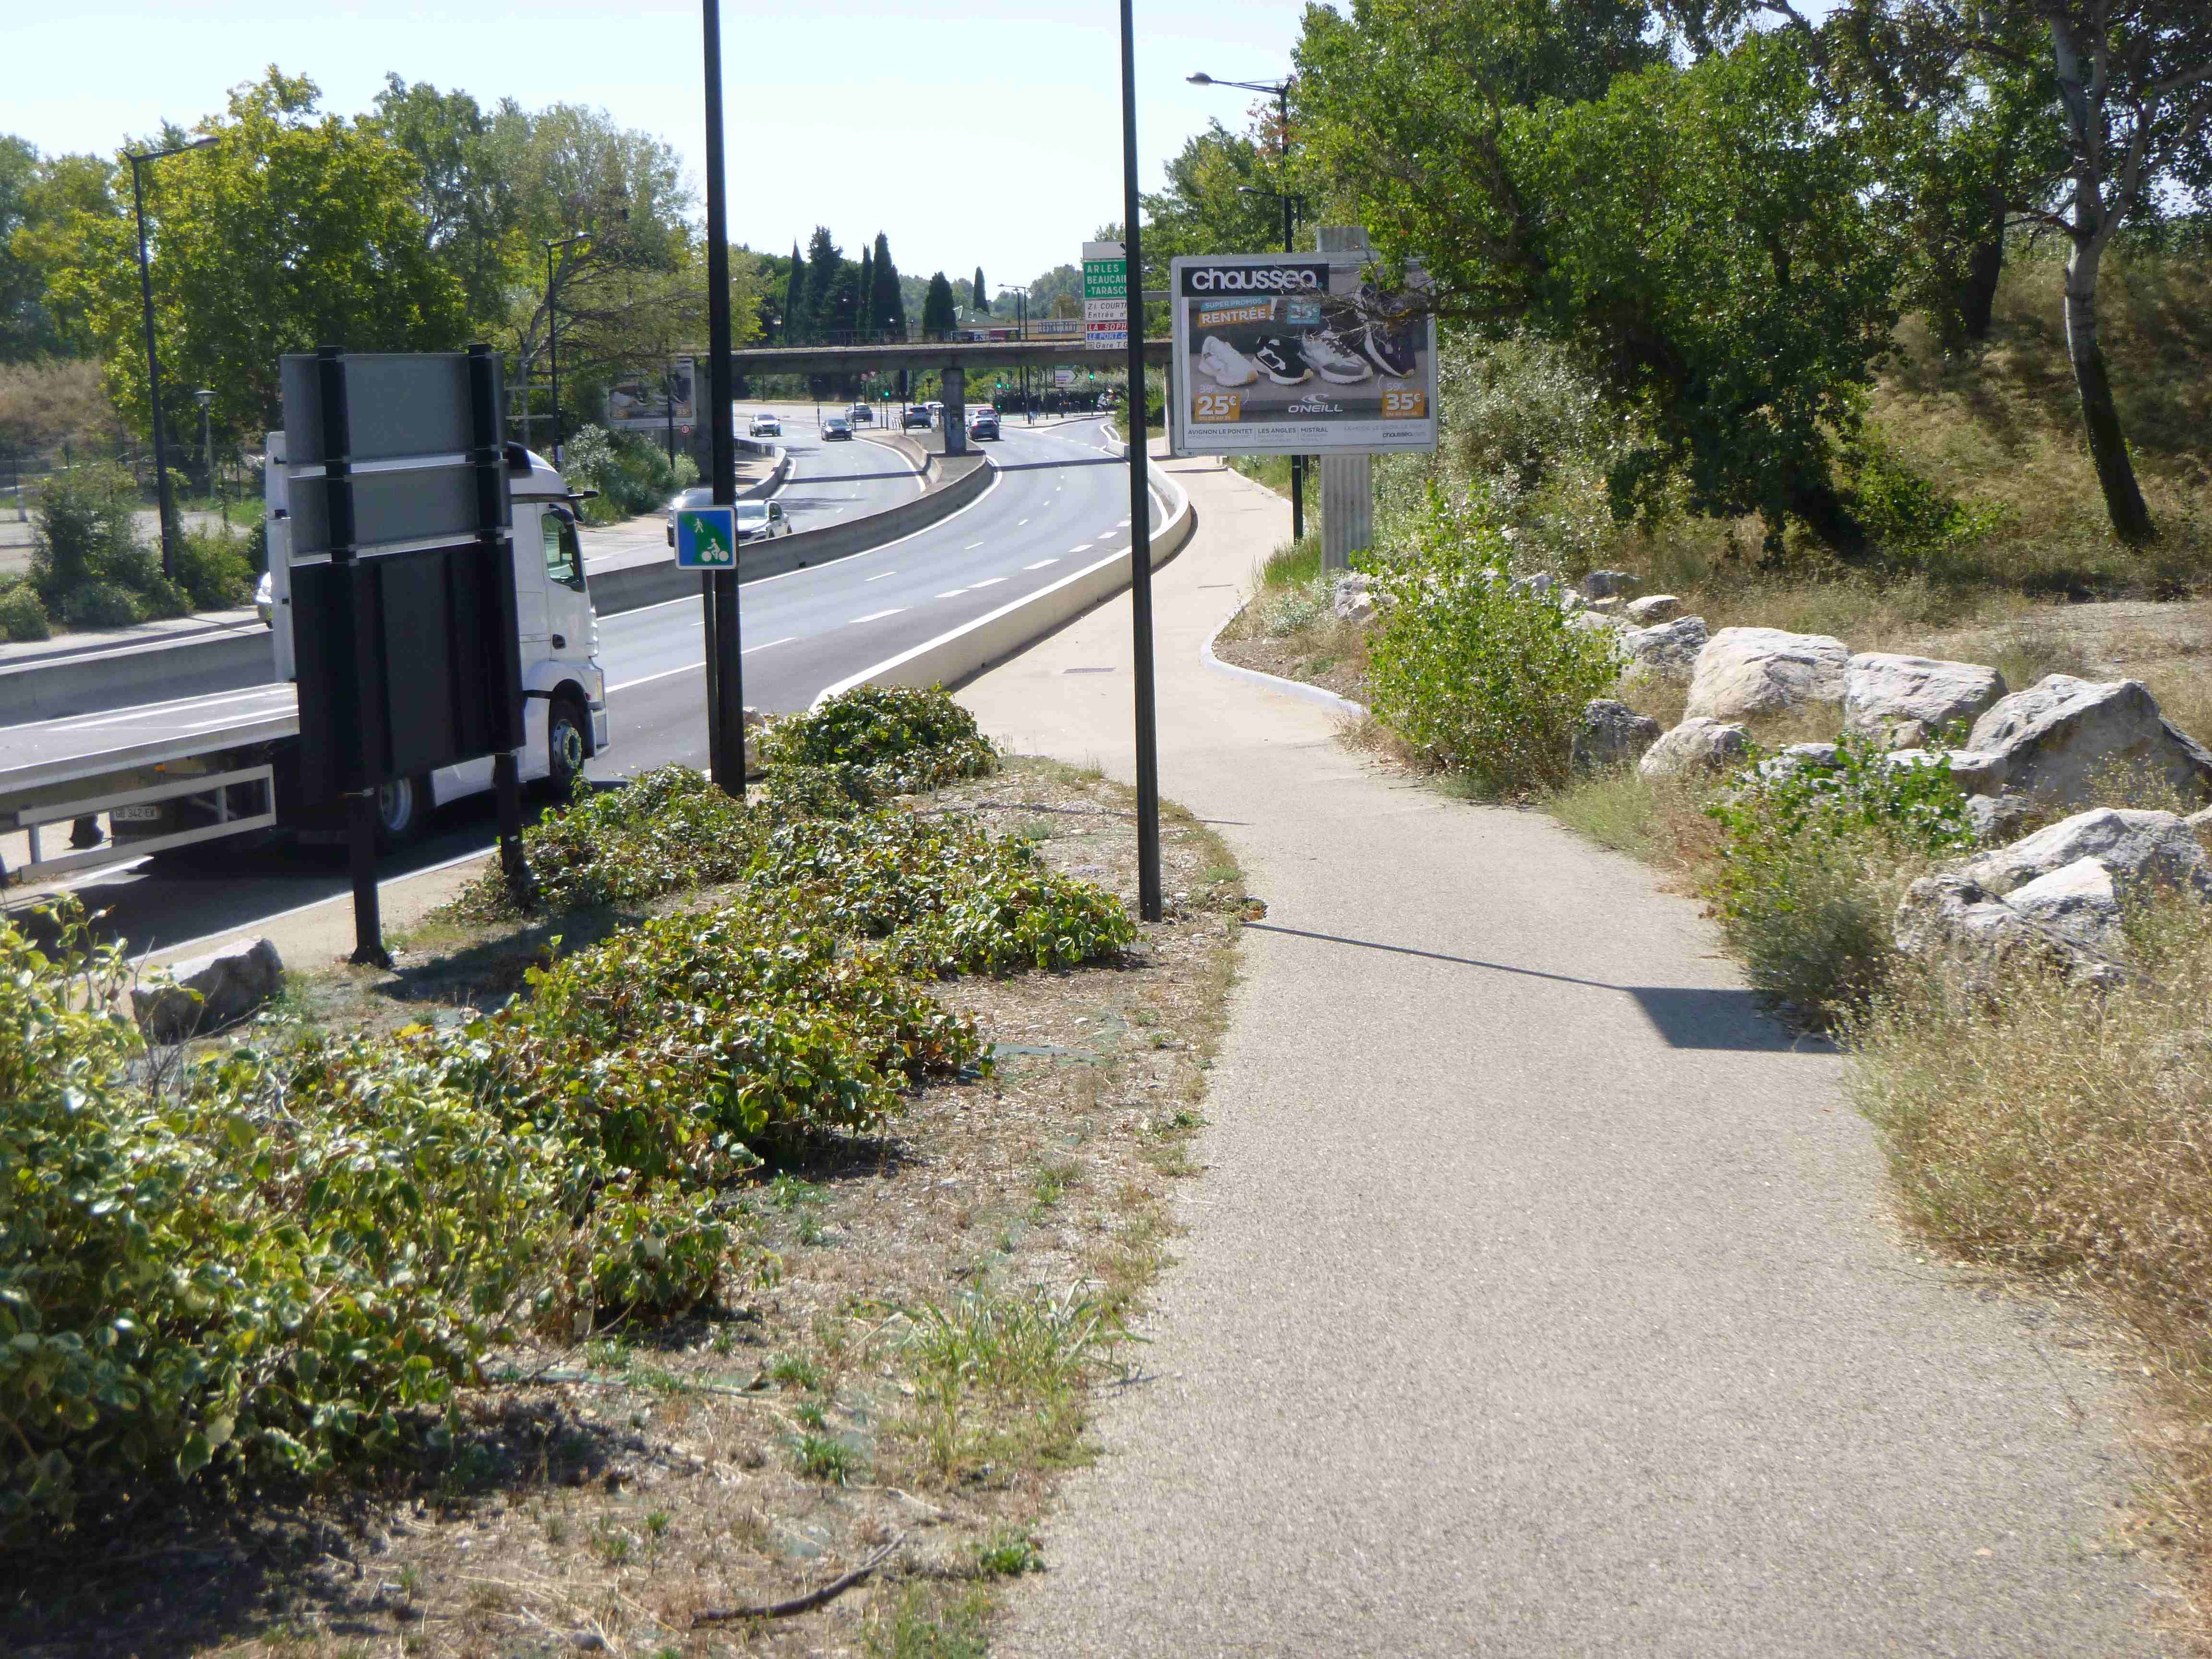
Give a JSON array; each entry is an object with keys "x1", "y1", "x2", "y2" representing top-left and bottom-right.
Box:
[
  {"x1": 1363, "y1": 489, "x2": 1623, "y2": 794},
  {"x1": 1705, "y1": 731, "x2": 1976, "y2": 1025},
  {"x1": 759, "y1": 684, "x2": 999, "y2": 795}
]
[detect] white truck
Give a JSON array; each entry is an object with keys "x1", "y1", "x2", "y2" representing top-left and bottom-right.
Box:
[{"x1": 0, "y1": 440, "x2": 610, "y2": 886}]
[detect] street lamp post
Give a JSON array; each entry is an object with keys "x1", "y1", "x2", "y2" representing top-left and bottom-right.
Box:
[
  {"x1": 125, "y1": 134, "x2": 217, "y2": 580},
  {"x1": 1121, "y1": 0, "x2": 1163, "y2": 925},
  {"x1": 1186, "y1": 72, "x2": 1305, "y2": 542},
  {"x1": 543, "y1": 231, "x2": 593, "y2": 464}
]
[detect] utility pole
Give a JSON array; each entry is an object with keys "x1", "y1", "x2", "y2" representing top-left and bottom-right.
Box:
[
  {"x1": 1120, "y1": 0, "x2": 1162, "y2": 925},
  {"x1": 700, "y1": 0, "x2": 745, "y2": 798},
  {"x1": 125, "y1": 134, "x2": 216, "y2": 581}
]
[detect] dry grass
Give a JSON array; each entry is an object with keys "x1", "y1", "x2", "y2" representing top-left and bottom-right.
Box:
[
  {"x1": 1847, "y1": 897, "x2": 2212, "y2": 1628},
  {"x1": 2, "y1": 757, "x2": 1246, "y2": 1659}
]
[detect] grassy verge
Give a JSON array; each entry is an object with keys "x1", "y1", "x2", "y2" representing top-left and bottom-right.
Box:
[
  {"x1": 1210, "y1": 532, "x2": 1373, "y2": 705},
  {"x1": 3, "y1": 704, "x2": 1246, "y2": 1656}
]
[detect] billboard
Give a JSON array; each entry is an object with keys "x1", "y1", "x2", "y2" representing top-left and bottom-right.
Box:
[
  {"x1": 606, "y1": 360, "x2": 695, "y2": 432},
  {"x1": 1166, "y1": 253, "x2": 1439, "y2": 457}
]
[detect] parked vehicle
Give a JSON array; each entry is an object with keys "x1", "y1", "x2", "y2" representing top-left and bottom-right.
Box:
[
  {"x1": 748, "y1": 412, "x2": 781, "y2": 437},
  {"x1": 0, "y1": 442, "x2": 611, "y2": 881}
]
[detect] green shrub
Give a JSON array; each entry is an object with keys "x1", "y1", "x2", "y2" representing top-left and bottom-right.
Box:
[
  {"x1": 0, "y1": 907, "x2": 568, "y2": 1542},
  {"x1": 0, "y1": 583, "x2": 50, "y2": 641},
  {"x1": 28, "y1": 462, "x2": 141, "y2": 605},
  {"x1": 1837, "y1": 437, "x2": 2007, "y2": 576},
  {"x1": 1706, "y1": 730, "x2": 1977, "y2": 1023},
  {"x1": 58, "y1": 579, "x2": 145, "y2": 630},
  {"x1": 1363, "y1": 489, "x2": 1624, "y2": 793},
  {"x1": 172, "y1": 529, "x2": 255, "y2": 611},
  {"x1": 760, "y1": 685, "x2": 999, "y2": 793},
  {"x1": 563, "y1": 425, "x2": 698, "y2": 519}
]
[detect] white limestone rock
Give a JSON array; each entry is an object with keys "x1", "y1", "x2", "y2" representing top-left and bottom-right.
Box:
[
  {"x1": 1843, "y1": 653, "x2": 2007, "y2": 749},
  {"x1": 1684, "y1": 627, "x2": 1851, "y2": 722},
  {"x1": 1638, "y1": 717, "x2": 1753, "y2": 781},
  {"x1": 1966, "y1": 675, "x2": 2212, "y2": 809}
]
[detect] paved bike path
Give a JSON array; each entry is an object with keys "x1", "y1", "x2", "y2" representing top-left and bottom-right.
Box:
[{"x1": 958, "y1": 457, "x2": 2165, "y2": 1656}]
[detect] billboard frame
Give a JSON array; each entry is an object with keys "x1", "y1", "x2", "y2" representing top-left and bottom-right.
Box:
[{"x1": 1166, "y1": 251, "x2": 1439, "y2": 458}]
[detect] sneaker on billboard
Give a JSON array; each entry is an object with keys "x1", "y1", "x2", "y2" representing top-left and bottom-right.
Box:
[
  {"x1": 1304, "y1": 329, "x2": 1373, "y2": 384},
  {"x1": 1198, "y1": 335, "x2": 1259, "y2": 387},
  {"x1": 1251, "y1": 336, "x2": 1312, "y2": 385},
  {"x1": 1361, "y1": 320, "x2": 1419, "y2": 379}
]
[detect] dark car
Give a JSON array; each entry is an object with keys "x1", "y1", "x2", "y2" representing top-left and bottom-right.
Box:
[
  {"x1": 823, "y1": 416, "x2": 853, "y2": 441},
  {"x1": 848, "y1": 403, "x2": 875, "y2": 425},
  {"x1": 967, "y1": 409, "x2": 1000, "y2": 441},
  {"x1": 902, "y1": 406, "x2": 933, "y2": 430}
]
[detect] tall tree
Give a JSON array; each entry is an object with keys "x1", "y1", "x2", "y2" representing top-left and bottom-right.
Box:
[
  {"x1": 870, "y1": 231, "x2": 906, "y2": 339},
  {"x1": 368, "y1": 75, "x2": 515, "y2": 333},
  {"x1": 803, "y1": 226, "x2": 843, "y2": 341},
  {"x1": 1142, "y1": 120, "x2": 1285, "y2": 264},
  {"x1": 972, "y1": 266, "x2": 987, "y2": 313},
  {"x1": 41, "y1": 70, "x2": 468, "y2": 445},
  {"x1": 1, "y1": 144, "x2": 116, "y2": 361},
  {"x1": 921, "y1": 271, "x2": 957, "y2": 336},
  {"x1": 782, "y1": 240, "x2": 805, "y2": 343},
  {"x1": 1298, "y1": 12, "x2": 1902, "y2": 551},
  {"x1": 857, "y1": 241, "x2": 874, "y2": 339}
]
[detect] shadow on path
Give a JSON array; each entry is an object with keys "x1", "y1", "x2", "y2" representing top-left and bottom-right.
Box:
[{"x1": 1246, "y1": 921, "x2": 1824, "y2": 1053}]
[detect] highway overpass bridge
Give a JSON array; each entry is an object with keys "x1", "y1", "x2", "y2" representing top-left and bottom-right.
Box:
[{"x1": 721, "y1": 338, "x2": 1171, "y2": 378}]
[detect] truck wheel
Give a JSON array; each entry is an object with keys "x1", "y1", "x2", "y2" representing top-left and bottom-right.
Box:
[
  {"x1": 375, "y1": 774, "x2": 431, "y2": 851},
  {"x1": 547, "y1": 697, "x2": 589, "y2": 796}
]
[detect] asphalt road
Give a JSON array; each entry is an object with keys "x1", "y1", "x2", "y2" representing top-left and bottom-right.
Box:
[{"x1": 10, "y1": 416, "x2": 1149, "y2": 955}]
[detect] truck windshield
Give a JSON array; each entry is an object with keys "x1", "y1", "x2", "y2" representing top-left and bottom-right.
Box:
[{"x1": 542, "y1": 507, "x2": 585, "y2": 592}]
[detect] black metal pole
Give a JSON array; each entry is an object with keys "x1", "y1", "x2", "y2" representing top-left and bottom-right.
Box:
[
  {"x1": 546, "y1": 245, "x2": 561, "y2": 462},
  {"x1": 1279, "y1": 83, "x2": 1305, "y2": 544},
  {"x1": 1119, "y1": 0, "x2": 1163, "y2": 925},
  {"x1": 129, "y1": 154, "x2": 181, "y2": 581},
  {"x1": 702, "y1": 0, "x2": 745, "y2": 798}
]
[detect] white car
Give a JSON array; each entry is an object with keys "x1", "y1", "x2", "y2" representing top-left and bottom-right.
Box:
[{"x1": 748, "y1": 413, "x2": 781, "y2": 437}]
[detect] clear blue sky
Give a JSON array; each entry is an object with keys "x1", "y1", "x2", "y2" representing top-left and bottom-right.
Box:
[{"x1": 2, "y1": 0, "x2": 1309, "y2": 290}]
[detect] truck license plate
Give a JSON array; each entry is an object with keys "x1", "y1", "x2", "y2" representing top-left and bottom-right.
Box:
[{"x1": 112, "y1": 804, "x2": 164, "y2": 823}]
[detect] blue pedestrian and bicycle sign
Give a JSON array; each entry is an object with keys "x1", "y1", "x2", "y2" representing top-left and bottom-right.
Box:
[{"x1": 674, "y1": 505, "x2": 737, "y2": 570}]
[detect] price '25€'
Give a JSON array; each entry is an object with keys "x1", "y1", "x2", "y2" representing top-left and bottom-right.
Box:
[{"x1": 1193, "y1": 389, "x2": 1242, "y2": 423}]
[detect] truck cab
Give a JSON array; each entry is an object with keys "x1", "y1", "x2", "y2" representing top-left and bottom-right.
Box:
[{"x1": 265, "y1": 436, "x2": 610, "y2": 837}]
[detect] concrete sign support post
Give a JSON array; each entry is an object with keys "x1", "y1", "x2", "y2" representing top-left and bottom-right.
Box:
[
  {"x1": 943, "y1": 364, "x2": 967, "y2": 457},
  {"x1": 1320, "y1": 453, "x2": 1374, "y2": 573},
  {"x1": 1118, "y1": 0, "x2": 1164, "y2": 924},
  {"x1": 700, "y1": 0, "x2": 746, "y2": 799}
]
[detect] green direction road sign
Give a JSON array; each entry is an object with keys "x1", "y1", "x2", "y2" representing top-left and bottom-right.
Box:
[{"x1": 674, "y1": 505, "x2": 737, "y2": 570}]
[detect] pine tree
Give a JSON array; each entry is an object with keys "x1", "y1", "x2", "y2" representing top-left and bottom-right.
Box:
[
  {"x1": 803, "y1": 227, "x2": 843, "y2": 345},
  {"x1": 871, "y1": 232, "x2": 905, "y2": 339},
  {"x1": 921, "y1": 271, "x2": 957, "y2": 336},
  {"x1": 973, "y1": 266, "x2": 987, "y2": 313},
  {"x1": 782, "y1": 242, "x2": 805, "y2": 344},
  {"x1": 857, "y1": 242, "x2": 874, "y2": 340}
]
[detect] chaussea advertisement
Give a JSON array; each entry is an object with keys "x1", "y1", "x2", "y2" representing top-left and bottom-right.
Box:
[{"x1": 1167, "y1": 253, "x2": 1438, "y2": 457}]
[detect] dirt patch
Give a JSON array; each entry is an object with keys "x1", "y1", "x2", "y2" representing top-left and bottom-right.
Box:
[
  {"x1": 3, "y1": 757, "x2": 1245, "y2": 1659},
  {"x1": 1212, "y1": 626, "x2": 1371, "y2": 705}
]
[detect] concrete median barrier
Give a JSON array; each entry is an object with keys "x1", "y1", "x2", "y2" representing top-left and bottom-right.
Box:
[{"x1": 811, "y1": 463, "x2": 1194, "y2": 707}]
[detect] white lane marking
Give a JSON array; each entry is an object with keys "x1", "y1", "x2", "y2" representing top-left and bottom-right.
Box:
[
  {"x1": 605, "y1": 636, "x2": 796, "y2": 692},
  {"x1": 935, "y1": 589, "x2": 967, "y2": 599},
  {"x1": 1117, "y1": 517, "x2": 1132, "y2": 527},
  {"x1": 1016, "y1": 518, "x2": 1029, "y2": 526},
  {"x1": 1070, "y1": 544, "x2": 1093, "y2": 552},
  {"x1": 1023, "y1": 559, "x2": 1058, "y2": 570},
  {"x1": 967, "y1": 577, "x2": 1006, "y2": 589},
  {"x1": 850, "y1": 608, "x2": 906, "y2": 624},
  {"x1": 963, "y1": 542, "x2": 984, "y2": 550},
  {"x1": 865, "y1": 569, "x2": 898, "y2": 582}
]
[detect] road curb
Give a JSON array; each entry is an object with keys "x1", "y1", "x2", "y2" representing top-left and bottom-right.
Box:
[
  {"x1": 810, "y1": 461, "x2": 1196, "y2": 707},
  {"x1": 1199, "y1": 610, "x2": 1369, "y2": 717}
]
